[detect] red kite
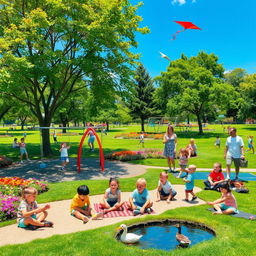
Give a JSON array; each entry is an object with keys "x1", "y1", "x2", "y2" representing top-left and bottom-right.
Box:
[{"x1": 172, "y1": 21, "x2": 201, "y2": 40}]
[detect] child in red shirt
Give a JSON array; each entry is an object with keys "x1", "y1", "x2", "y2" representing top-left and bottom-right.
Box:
[{"x1": 204, "y1": 162, "x2": 225, "y2": 191}]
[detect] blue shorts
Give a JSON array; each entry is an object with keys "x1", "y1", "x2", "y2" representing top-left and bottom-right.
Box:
[
  {"x1": 20, "y1": 148, "x2": 27, "y2": 155},
  {"x1": 220, "y1": 203, "x2": 239, "y2": 214},
  {"x1": 248, "y1": 144, "x2": 253, "y2": 149},
  {"x1": 18, "y1": 214, "x2": 37, "y2": 228},
  {"x1": 107, "y1": 199, "x2": 118, "y2": 207},
  {"x1": 60, "y1": 157, "x2": 69, "y2": 162},
  {"x1": 88, "y1": 136, "x2": 95, "y2": 143}
]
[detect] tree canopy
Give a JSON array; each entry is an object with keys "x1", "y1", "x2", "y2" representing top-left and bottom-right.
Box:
[{"x1": 0, "y1": 0, "x2": 148, "y2": 155}]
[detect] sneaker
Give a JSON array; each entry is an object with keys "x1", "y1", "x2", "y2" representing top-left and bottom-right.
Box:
[
  {"x1": 168, "y1": 168, "x2": 173, "y2": 173},
  {"x1": 191, "y1": 196, "x2": 197, "y2": 201},
  {"x1": 145, "y1": 208, "x2": 151, "y2": 214},
  {"x1": 173, "y1": 168, "x2": 176, "y2": 172},
  {"x1": 83, "y1": 217, "x2": 89, "y2": 224},
  {"x1": 43, "y1": 221, "x2": 54, "y2": 227},
  {"x1": 26, "y1": 224, "x2": 39, "y2": 230},
  {"x1": 133, "y1": 209, "x2": 140, "y2": 216},
  {"x1": 91, "y1": 149, "x2": 94, "y2": 152},
  {"x1": 184, "y1": 199, "x2": 189, "y2": 202},
  {"x1": 20, "y1": 161, "x2": 23, "y2": 164},
  {"x1": 234, "y1": 176, "x2": 239, "y2": 181},
  {"x1": 204, "y1": 187, "x2": 211, "y2": 190}
]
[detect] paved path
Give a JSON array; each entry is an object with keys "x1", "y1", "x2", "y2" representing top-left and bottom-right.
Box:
[
  {"x1": 1, "y1": 158, "x2": 255, "y2": 183},
  {"x1": 0, "y1": 186, "x2": 204, "y2": 247}
]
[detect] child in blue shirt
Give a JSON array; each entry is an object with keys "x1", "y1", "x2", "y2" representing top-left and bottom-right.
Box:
[
  {"x1": 129, "y1": 178, "x2": 153, "y2": 215},
  {"x1": 183, "y1": 164, "x2": 197, "y2": 202}
]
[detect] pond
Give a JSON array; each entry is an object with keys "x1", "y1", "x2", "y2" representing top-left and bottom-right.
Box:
[{"x1": 116, "y1": 219, "x2": 215, "y2": 251}]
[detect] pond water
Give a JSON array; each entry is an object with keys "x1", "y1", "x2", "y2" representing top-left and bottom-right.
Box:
[{"x1": 118, "y1": 222, "x2": 215, "y2": 251}]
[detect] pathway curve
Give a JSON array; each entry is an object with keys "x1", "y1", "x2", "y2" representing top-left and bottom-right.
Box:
[{"x1": 0, "y1": 186, "x2": 204, "y2": 247}]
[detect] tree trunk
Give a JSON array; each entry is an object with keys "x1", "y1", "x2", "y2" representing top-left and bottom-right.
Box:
[
  {"x1": 106, "y1": 121, "x2": 109, "y2": 131},
  {"x1": 62, "y1": 122, "x2": 67, "y2": 133},
  {"x1": 187, "y1": 115, "x2": 190, "y2": 124},
  {"x1": 0, "y1": 106, "x2": 12, "y2": 122},
  {"x1": 196, "y1": 114, "x2": 203, "y2": 134},
  {"x1": 141, "y1": 117, "x2": 145, "y2": 132},
  {"x1": 41, "y1": 127, "x2": 52, "y2": 157}
]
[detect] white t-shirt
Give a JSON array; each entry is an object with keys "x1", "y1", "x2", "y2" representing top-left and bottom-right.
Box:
[
  {"x1": 60, "y1": 147, "x2": 68, "y2": 157},
  {"x1": 158, "y1": 180, "x2": 173, "y2": 194},
  {"x1": 226, "y1": 136, "x2": 244, "y2": 158}
]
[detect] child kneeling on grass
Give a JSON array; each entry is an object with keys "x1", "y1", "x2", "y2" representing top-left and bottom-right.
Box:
[
  {"x1": 70, "y1": 185, "x2": 103, "y2": 223},
  {"x1": 17, "y1": 187, "x2": 53, "y2": 230},
  {"x1": 128, "y1": 178, "x2": 153, "y2": 216},
  {"x1": 156, "y1": 172, "x2": 177, "y2": 203},
  {"x1": 207, "y1": 182, "x2": 239, "y2": 215}
]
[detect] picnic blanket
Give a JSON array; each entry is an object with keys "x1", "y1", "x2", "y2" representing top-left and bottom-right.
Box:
[
  {"x1": 208, "y1": 208, "x2": 256, "y2": 220},
  {"x1": 94, "y1": 201, "x2": 154, "y2": 218}
]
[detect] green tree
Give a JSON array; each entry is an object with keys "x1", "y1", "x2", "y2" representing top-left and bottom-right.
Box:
[
  {"x1": 0, "y1": 0, "x2": 148, "y2": 156},
  {"x1": 239, "y1": 74, "x2": 256, "y2": 119},
  {"x1": 129, "y1": 64, "x2": 157, "y2": 131},
  {"x1": 156, "y1": 52, "x2": 227, "y2": 134},
  {"x1": 224, "y1": 68, "x2": 246, "y2": 122}
]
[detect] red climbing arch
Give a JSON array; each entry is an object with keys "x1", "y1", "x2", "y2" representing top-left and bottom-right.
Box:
[{"x1": 77, "y1": 128, "x2": 104, "y2": 173}]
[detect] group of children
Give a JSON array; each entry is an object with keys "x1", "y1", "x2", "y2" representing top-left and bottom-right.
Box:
[{"x1": 17, "y1": 161, "x2": 238, "y2": 230}]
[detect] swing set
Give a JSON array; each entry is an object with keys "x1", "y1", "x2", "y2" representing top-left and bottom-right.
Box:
[{"x1": 38, "y1": 126, "x2": 105, "y2": 173}]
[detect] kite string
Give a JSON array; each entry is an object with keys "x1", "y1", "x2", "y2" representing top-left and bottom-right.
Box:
[{"x1": 171, "y1": 29, "x2": 186, "y2": 40}]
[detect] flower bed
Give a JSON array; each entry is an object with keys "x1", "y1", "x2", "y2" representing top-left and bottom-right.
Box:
[
  {"x1": 105, "y1": 149, "x2": 165, "y2": 161},
  {"x1": 0, "y1": 177, "x2": 49, "y2": 222},
  {"x1": 114, "y1": 132, "x2": 164, "y2": 140}
]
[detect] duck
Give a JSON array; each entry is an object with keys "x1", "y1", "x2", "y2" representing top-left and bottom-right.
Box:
[
  {"x1": 118, "y1": 224, "x2": 142, "y2": 244},
  {"x1": 175, "y1": 224, "x2": 191, "y2": 247}
]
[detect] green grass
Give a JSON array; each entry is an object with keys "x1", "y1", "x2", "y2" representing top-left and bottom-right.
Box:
[
  {"x1": 1, "y1": 168, "x2": 256, "y2": 255},
  {"x1": 1, "y1": 124, "x2": 256, "y2": 168}
]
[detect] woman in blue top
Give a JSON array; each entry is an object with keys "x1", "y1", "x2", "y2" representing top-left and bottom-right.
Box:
[{"x1": 163, "y1": 125, "x2": 178, "y2": 173}]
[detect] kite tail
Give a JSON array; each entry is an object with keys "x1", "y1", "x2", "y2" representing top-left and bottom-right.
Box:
[{"x1": 171, "y1": 29, "x2": 185, "y2": 40}]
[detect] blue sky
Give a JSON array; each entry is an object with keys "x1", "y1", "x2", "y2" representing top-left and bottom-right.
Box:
[{"x1": 131, "y1": 0, "x2": 256, "y2": 78}]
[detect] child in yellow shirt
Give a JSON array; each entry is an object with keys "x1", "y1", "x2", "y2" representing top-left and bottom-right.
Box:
[{"x1": 70, "y1": 185, "x2": 103, "y2": 223}]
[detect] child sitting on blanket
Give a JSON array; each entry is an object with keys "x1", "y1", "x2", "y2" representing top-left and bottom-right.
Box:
[
  {"x1": 17, "y1": 187, "x2": 53, "y2": 229},
  {"x1": 207, "y1": 182, "x2": 239, "y2": 215},
  {"x1": 129, "y1": 178, "x2": 153, "y2": 216},
  {"x1": 70, "y1": 185, "x2": 103, "y2": 223},
  {"x1": 204, "y1": 162, "x2": 225, "y2": 191},
  {"x1": 156, "y1": 172, "x2": 177, "y2": 203},
  {"x1": 100, "y1": 177, "x2": 124, "y2": 214}
]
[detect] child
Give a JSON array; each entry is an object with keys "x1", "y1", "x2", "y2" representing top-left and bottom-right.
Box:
[
  {"x1": 17, "y1": 187, "x2": 53, "y2": 229},
  {"x1": 177, "y1": 148, "x2": 189, "y2": 178},
  {"x1": 207, "y1": 182, "x2": 239, "y2": 215},
  {"x1": 183, "y1": 164, "x2": 197, "y2": 202},
  {"x1": 70, "y1": 185, "x2": 103, "y2": 223},
  {"x1": 12, "y1": 138, "x2": 19, "y2": 148},
  {"x1": 59, "y1": 142, "x2": 70, "y2": 170},
  {"x1": 186, "y1": 139, "x2": 197, "y2": 157},
  {"x1": 53, "y1": 130, "x2": 57, "y2": 143},
  {"x1": 215, "y1": 136, "x2": 220, "y2": 148},
  {"x1": 156, "y1": 172, "x2": 177, "y2": 203},
  {"x1": 204, "y1": 162, "x2": 225, "y2": 191},
  {"x1": 87, "y1": 130, "x2": 95, "y2": 152},
  {"x1": 246, "y1": 136, "x2": 254, "y2": 154},
  {"x1": 100, "y1": 177, "x2": 124, "y2": 214},
  {"x1": 129, "y1": 178, "x2": 153, "y2": 215},
  {"x1": 138, "y1": 131, "x2": 144, "y2": 147},
  {"x1": 19, "y1": 137, "x2": 29, "y2": 163}
]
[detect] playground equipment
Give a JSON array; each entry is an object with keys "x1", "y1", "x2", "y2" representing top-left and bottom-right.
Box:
[
  {"x1": 147, "y1": 117, "x2": 170, "y2": 132},
  {"x1": 77, "y1": 127, "x2": 104, "y2": 173},
  {"x1": 38, "y1": 126, "x2": 105, "y2": 172}
]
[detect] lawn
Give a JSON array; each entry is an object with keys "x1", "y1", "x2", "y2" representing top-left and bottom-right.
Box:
[
  {"x1": 0, "y1": 124, "x2": 256, "y2": 168},
  {"x1": 0, "y1": 168, "x2": 255, "y2": 256}
]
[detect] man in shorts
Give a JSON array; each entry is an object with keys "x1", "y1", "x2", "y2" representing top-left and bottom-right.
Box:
[{"x1": 224, "y1": 128, "x2": 244, "y2": 180}]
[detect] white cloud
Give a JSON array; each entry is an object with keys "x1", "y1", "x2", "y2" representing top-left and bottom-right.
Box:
[
  {"x1": 172, "y1": 0, "x2": 186, "y2": 5},
  {"x1": 171, "y1": 0, "x2": 197, "y2": 5}
]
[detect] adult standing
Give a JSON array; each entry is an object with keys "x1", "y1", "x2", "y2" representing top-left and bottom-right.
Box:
[
  {"x1": 224, "y1": 127, "x2": 244, "y2": 180},
  {"x1": 163, "y1": 125, "x2": 177, "y2": 173}
]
